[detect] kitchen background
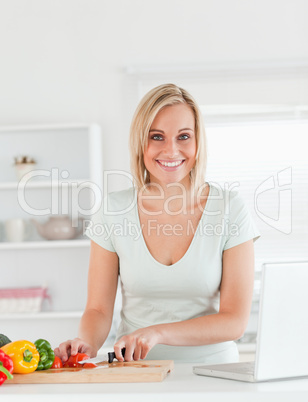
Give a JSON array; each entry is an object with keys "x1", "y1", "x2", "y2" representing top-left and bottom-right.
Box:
[{"x1": 1, "y1": 0, "x2": 307, "y2": 357}]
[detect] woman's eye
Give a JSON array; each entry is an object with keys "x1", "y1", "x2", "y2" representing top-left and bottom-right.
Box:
[
  {"x1": 150, "y1": 134, "x2": 190, "y2": 141},
  {"x1": 179, "y1": 134, "x2": 190, "y2": 140},
  {"x1": 151, "y1": 135, "x2": 163, "y2": 141}
]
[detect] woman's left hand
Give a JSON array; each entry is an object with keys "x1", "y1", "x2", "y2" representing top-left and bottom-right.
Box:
[{"x1": 113, "y1": 326, "x2": 161, "y2": 361}]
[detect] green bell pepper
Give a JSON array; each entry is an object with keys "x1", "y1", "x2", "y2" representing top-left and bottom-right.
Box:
[{"x1": 34, "y1": 339, "x2": 55, "y2": 370}]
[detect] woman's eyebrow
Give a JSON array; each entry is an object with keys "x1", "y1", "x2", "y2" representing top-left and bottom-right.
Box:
[
  {"x1": 179, "y1": 128, "x2": 194, "y2": 132},
  {"x1": 149, "y1": 128, "x2": 194, "y2": 133}
]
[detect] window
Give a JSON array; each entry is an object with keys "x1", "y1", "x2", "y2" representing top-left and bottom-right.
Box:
[{"x1": 203, "y1": 111, "x2": 308, "y2": 275}]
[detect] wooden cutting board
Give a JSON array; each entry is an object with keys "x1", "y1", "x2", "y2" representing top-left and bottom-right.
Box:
[{"x1": 7, "y1": 360, "x2": 174, "y2": 384}]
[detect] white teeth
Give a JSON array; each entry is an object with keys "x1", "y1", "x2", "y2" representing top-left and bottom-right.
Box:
[{"x1": 158, "y1": 160, "x2": 183, "y2": 167}]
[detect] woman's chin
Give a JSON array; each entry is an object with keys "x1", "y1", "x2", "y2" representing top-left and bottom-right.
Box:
[{"x1": 148, "y1": 172, "x2": 191, "y2": 188}]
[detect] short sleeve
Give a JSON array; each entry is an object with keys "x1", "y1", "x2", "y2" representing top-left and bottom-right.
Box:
[
  {"x1": 84, "y1": 197, "x2": 116, "y2": 253},
  {"x1": 223, "y1": 191, "x2": 261, "y2": 251}
]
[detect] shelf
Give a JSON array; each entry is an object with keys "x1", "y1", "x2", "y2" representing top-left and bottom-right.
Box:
[
  {"x1": 0, "y1": 123, "x2": 103, "y2": 344},
  {"x1": 0, "y1": 179, "x2": 94, "y2": 190},
  {"x1": 0, "y1": 239, "x2": 90, "y2": 250},
  {"x1": 0, "y1": 311, "x2": 83, "y2": 320}
]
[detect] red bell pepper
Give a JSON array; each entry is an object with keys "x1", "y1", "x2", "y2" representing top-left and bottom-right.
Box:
[
  {"x1": 51, "y1": 356, "x2": 63, "y2": 369},
  {"x1": 82, "y1": 362, "x2": 98, "y2": 369},
  {"x1": 63, "y1": 353, "x2": 90, "y2": 368},
  {"x1": 0, "y1": 350, "x2": 14, "y2": 386}
]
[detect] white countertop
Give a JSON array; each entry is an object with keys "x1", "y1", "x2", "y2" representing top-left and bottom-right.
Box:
[{"x1": 2, "y1": 363, "x2": 308, "y2": 402}]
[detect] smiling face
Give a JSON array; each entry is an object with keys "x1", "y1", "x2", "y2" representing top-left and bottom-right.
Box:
[{"x1": 143, "y1": 103, "x2": 197, "y2": 189}]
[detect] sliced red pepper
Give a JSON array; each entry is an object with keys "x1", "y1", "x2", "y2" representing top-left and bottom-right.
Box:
[
  {"x1": 63, "y1": 353, "x2": 90, "y2": 368},
  {"x1": 0, "y1": 350, "x2": 14, "y2": 386},
  {"x1": 51, "y1": 356, "x2": 63, "y2": 369},
  {"x1": 82, "y1": 362, "x2": 98, "y2": 369}
]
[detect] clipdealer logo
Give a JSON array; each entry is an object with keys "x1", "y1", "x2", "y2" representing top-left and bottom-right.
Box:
[{"x1": 254, "y1": 167, "x2": 292, "y2": 234}]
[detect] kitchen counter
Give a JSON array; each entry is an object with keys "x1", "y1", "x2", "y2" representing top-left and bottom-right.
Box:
[{"x1": 2, "y1": 363, "x2": 308, "y2": 402}]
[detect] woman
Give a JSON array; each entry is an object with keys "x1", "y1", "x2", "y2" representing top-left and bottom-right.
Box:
[{"x1": 55, "y1": 83, "x2": 260, "y2": 364}]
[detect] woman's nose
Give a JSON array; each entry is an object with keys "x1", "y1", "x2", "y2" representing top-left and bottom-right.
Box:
[{"x1": 163, "y1": 139, "x2": 178, "y2": 157}]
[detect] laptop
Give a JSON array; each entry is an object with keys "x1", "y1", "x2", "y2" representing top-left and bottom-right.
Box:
[{"x1": 193, "y1": 261, "x2": 308, "y2": 382}]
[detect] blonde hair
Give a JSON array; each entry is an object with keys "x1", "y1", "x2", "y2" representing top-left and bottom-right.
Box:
[{"x1": 129, "y1": 83, "x2": 207, "y2": 194}]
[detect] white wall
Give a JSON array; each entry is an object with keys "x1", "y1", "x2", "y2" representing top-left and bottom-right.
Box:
[{"x1": 1, "y1": 0, "x2": 308, "y2": 191}]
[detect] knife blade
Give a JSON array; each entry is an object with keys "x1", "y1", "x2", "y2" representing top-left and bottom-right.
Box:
[{"x1": 80, "y1": 348, "x2": 126, "y2": 364}]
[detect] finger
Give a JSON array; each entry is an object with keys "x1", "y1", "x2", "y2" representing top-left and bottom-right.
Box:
[
  {"x1": 114, "y1": 342, "x2": 125, "y2": 362},
  {"x1": 133, "y1": 339, "x2": 142, "y2": 361},
  {"x1": 70, "y1": 338, "x2": 82, "y2": 356},
  {"x1": 58, "y1": 341, "x2": 71, "y2": 362},
  {"x1": 140, "y1": 344, "x2": 150, "y2": 360},
  {"x1": 123, "y1": 339, "x2": 135, "y2": 362},
  {"x1": 62, "y1": 344, "x2": 71, "y2": 362}
]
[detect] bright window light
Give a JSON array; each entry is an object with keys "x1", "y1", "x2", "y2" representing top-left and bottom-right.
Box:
[{"x1": 204, "y1": 120, "x2": 308, "y2": 272}]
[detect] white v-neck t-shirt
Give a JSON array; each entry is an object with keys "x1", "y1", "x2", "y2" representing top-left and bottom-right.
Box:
[{"x1": 85, "y1": 182, "x2": 261, "y2": 363}]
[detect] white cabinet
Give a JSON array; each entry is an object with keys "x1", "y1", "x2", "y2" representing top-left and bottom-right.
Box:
[{"x1": 0, "y1": 123, "x2": 110, "y2": 347}]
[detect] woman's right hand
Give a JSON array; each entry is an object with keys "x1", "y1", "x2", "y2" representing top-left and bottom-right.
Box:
[{"x1": 54, "y1": 338, "x2": 97, "y2": 362}]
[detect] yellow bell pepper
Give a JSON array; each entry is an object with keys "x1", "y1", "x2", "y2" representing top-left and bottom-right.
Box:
[{"x1": 1, "y1": 340, "x2": 40, "y2": 374}]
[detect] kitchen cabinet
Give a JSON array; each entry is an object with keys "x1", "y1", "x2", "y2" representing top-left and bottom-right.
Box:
[{"x1": 0, "y1": 123, "x2": 114, "y2": 347}]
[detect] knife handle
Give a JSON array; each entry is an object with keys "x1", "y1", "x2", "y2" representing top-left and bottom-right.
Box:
[{"x1": 108, "y1": 348, "x2": 126, "y2": 363}]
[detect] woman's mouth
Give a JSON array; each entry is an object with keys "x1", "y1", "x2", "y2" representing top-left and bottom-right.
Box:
[{"x1": 156, "y1": 159, "x2": 185, "y2": 171}]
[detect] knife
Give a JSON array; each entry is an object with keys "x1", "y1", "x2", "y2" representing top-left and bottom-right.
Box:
[{"x1": 80, "y1": 348, "x2": 126, "y2": 365}]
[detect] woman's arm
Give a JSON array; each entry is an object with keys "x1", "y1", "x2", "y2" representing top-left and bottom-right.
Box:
[
  {"x1": 114, "y1": 239, "x2": 255, "y2": 361},
  {"x1": 55, "y1": 240, "x2": 119, "y2": 361},
  {"x1": 79, "y1": 240, "x2": 119, "y2": 349}
]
